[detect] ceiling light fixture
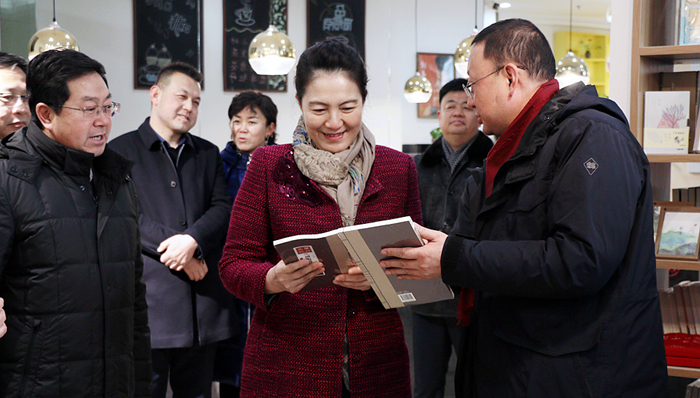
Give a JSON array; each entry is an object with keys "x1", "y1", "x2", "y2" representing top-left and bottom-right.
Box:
[
  {"x1": 454, "y1": 0, "x2": 480, "y2": 79},
  {"x1": 28, "y1": 0, "x2": 79, "y2": 60},
  {"x1": 248, "y1": 24, "x2": 296, "y2": 76},
  {"x1": 555, "y1": 0, "x2": 590, "y2": 87},
  {"x1": 404, "y1": 0, "x2": 432, "y2": 103}
]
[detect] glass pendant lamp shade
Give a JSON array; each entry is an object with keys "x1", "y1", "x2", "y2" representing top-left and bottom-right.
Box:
[
  {"x1": 404, "y1": 72, "x2": 433, "y2": 103},
  {"x1": 28, "y1": 20, "x2": 79, "y2": 60},
  {"x1": 454, "y1": 29, "x2": 478, "y2": 79},
  {"x1": 248, "y1": 25, "x2": 296, "y2": 76},
  {"x1": 555, "y1": 50, "x2": 590, "y2": 88}
]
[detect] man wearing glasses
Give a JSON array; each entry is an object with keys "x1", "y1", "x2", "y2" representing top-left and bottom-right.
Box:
[
  {"x1": 0, "y1": 49, "x2": 151, "y2": 396},
  {"x1": 382, "y1": 19, "x2": 667, "y2": 397},
  {"x1": 0, "y1": 52, "x2": 30, "y2": 138}
]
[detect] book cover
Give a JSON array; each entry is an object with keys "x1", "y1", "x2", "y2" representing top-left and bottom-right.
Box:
[
  {"x1": 660, "y1": 72, "x2": 699, "y2": 152},
  {"x1": 644, "y1": 91, "x2": 690, "y2": 155},
  {"x1": 273, "y1": 216, "x2": 454, "y2": 308}
]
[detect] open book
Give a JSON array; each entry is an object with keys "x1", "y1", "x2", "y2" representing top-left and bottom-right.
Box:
[{"x1": 273, "y1": 216, "x2": 454, "y2": 309}]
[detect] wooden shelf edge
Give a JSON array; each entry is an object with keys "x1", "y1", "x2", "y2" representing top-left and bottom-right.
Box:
[
  {"x1": 668, "y1": 365, "x2": 700, "y2": 378},
  {"x1": 657, "y1": 259, "x2": 700, "y2": 270},
  {"x1": 647, "y1": 154, "x2": 700, "y2": 163},
  {"x1": 639, "y1": 45, "x2": 700, "y2": 59}
]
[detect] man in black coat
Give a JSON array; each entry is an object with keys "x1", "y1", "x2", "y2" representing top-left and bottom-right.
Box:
[
  {"x1": 383, "y1": 19, "x2": 668, "y2": 397},
  {"x1": 0, "y1": 49, "x2": 151, "y2": 397},
  {"x1": 110, "y1": 62, "x2": 235, "y2": 398},
  {"x1": 412, "y1": 78, "x2": 492, "y2": 398}
]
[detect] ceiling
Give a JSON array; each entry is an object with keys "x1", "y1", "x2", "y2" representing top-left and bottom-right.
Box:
[{"x1": 493, "y1": 0, "x2": 612, "y2": 30}]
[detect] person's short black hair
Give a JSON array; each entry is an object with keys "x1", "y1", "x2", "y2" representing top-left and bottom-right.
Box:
[
  {"x1": 155, "y1": 61, "x2": 202, "y2": 87},
  {"x1": 294, "y1": 37, "x2": 368, "y2": 103},
  {"x1": 472, "y1": 18, "x2": 556, "y2": 82},
  {"x1": 27, "y1": 49, "x2": 107, "y2": 127},
  {"x1": 0, "y1": 52, "x2": 27, "y2": 75},
  {"x1": 439, "y1": 78, "x2": 468, "y2": 104},
  {"x1": 228, "y1": 91, "x2": 278, "y2": 145}
]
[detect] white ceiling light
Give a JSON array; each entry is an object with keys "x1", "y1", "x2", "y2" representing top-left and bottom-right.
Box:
[
  {"x1": 248, "y1": 25, "x2": 296, "y2": 76},
  {"x1": 555, "y1": 0, "x2": 590, "y2": 87},
  {"x1": 404, "y1": 0, "x2": 432, "y2": 103}
]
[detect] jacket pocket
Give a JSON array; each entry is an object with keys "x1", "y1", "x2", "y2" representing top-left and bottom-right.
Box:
[{"x1": 19, "y1": 317, "x2": 43, "y2": 397}]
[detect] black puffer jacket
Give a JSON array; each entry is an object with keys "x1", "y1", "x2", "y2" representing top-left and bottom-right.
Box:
[
  {"x1": 443, "y1": 84, "x2": 668, "y2": 397},
  {"x1": 412, "y1": 134, "x2": 492, "y2": 317},
  {"x1": 0, "y1": 124, "x2": 151, "y2": 397}
]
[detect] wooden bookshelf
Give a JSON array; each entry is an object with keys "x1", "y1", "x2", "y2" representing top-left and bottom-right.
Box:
[
  {"x1": 632, "y1": 0, "x2": 700, "y2": 378},
  {"x1": 668, "y1": 365, "x2": 700, "y2": 379}
]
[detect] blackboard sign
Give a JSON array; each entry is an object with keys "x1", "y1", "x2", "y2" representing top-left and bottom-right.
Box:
[
  {"x1": 307, "y1": 0, "x2": 365, "y2": 60},
  {"x1": 133, "y1": 0, "x2": 203, "y2": 89},
  {"x1": 223, "y1": 0, "x2": 288, "y2": 92}
]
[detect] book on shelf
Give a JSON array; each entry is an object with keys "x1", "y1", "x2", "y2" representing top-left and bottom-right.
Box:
[
  {"x1": 273, "y1": 216, "x2": 454, "y2": 309},
  {"x1": 661, "y1": 72, "x2": 700, "y2": 152},
  {"x1": 644, "y1": 91, "x2": 691, "y2": 155}
]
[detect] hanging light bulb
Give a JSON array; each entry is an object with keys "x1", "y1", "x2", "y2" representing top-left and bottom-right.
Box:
[
  {"x1": 404, "y1": 72, "x2": 432, "y2": 103},
  {"x1": 28, "y1": 0, "x2": 79, "y2": 60},
  {"x1": 555, "y1": 0, "x2": 590, "y2": 87},
  {"x1": 556, "y1": 50, "x2": 590, "y2": 87},
  {"x1": 248, "y1": 25, "x2": 296, "y2": 76},
  {"x1": 454, "y1": 29, "x2": 478, "y2": 79},
  {"x1": 404, "y1": 0, "x2": 432, "y2": 103},
  {"x1": 454, "y1": 0, "x2": 480, "y2": 78}
]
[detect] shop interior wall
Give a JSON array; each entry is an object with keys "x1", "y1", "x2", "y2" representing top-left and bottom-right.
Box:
[{"x1": 19, "y1": 1, "x2": 624, "y2": 150}]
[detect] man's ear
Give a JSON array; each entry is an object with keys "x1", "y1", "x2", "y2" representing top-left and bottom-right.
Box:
[
  {"x1": 35, "y1": 103, "x2": 55, "y2": 131},
  {"x1": 150, "y1": 84, "x2": 160, "y2": 106},
  {"x1": 503, "y1": 63, "x2": 521, "y2": 95}
]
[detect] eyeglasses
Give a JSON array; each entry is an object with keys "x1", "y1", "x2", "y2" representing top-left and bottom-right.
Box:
[
  {"x1": 462, "y1": 67, "x2": 504, "y2": 99},
  {"x1": 0, "y1": 93, "x2": 28, "y2": 107},
  {"x1": 58, "y1": 102, "x2": 121, "y2": 119},
  {"x1": 462, "y1": 66, "x2": 527, "y2": 99}
]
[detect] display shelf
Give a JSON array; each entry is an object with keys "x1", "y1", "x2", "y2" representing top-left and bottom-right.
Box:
[
  {"x1": 668, "y1": 365, "x2": 700, "y2": 379},
  {"x1": 657, "y1": 259, "x2": 700, "y2": 271},
  {"x1": 632, "y1": 0, "x2": 700, "y2": 378},
  {"x1": 647, "y1": 154, "x2": 700, "y2": 163}
]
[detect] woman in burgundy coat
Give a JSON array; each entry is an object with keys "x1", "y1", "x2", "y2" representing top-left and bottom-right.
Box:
[{"x1": 218, "y1": 38, "x2": 421, "y2": 397}]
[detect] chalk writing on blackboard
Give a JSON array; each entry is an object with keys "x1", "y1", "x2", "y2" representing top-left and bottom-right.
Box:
[
  {"x1": 223, "y1": 0, "x2": 288, "y2": 92},
  {"x1": 133, "y1": 0, "x2": 203, "y2": 89},
  {"x1": 307, "y1": 0, "x2": 365, "y2": 60}
]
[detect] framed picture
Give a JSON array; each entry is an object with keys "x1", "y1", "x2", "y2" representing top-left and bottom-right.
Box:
[
  {"x1": 223, "y1": 0, "x2": 288, "y2": 92},
  {"x1": 656, "y1": 206, "x2": 700, "y2": 260},
  {"x1": 307, "y1": 0, "x2": 365, "y2": 60},
  {"x1": 133, "y1": 0, "x2": 203, "y2": 89},
  {"x1": 653, "y1": 201, "x2": 694, "y2": 242},
  {"x1": 417, "y1": 53, "x2": 455, "y2": 119}
]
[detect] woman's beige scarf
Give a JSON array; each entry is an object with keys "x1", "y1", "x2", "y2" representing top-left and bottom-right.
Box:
[{"x1": 292, "y1": 116, "x2": 376, "y2": 226}]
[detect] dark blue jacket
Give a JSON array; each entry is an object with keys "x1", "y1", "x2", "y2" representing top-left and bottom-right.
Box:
[
  {"x1": 109, "y1": 119, "x2": 236, "y2": 349},
  {"x1": 443, "y1": 84, "x2": 668, "y2": 397}
]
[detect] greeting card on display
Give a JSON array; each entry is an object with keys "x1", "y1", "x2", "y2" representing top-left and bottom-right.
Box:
[{"x1": 644, "y1": 91, "x2": 690, "y2": 154}]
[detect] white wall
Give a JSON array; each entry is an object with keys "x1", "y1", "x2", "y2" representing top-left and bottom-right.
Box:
[{"x1": 35, "y1": 0, "x2": 480, "y2": 150}]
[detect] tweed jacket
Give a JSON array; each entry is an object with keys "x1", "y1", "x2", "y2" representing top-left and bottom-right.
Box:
[{"x1": 219, "y1": 144, "x2": 421, "y2": 398}]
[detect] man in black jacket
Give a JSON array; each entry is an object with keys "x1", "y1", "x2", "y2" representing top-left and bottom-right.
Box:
[
  {"x1": 0, "y1": 49, "x2": 151, "y2": 397},
  {"x1": 382, "y1": 19, "x2": 668, "y2": 397},
  {"x1": 411, "y1": 78, "x2": 492, "y2": 398},
  {"x1": 110, "y1": 62, "x2": 235, "y2": 398}
]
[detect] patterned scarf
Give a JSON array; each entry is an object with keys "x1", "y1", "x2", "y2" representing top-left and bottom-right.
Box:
[{"x1": 292, "y1": 116, "x2": 376, "y2": 226}]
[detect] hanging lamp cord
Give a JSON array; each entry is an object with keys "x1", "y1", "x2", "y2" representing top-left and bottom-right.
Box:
[
  {"x1": 53, "y1": 0, "x2": 56, "y2": 22},
  {"x1": 568, "y1": 0, "x2": 573, "y2": 51}
]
